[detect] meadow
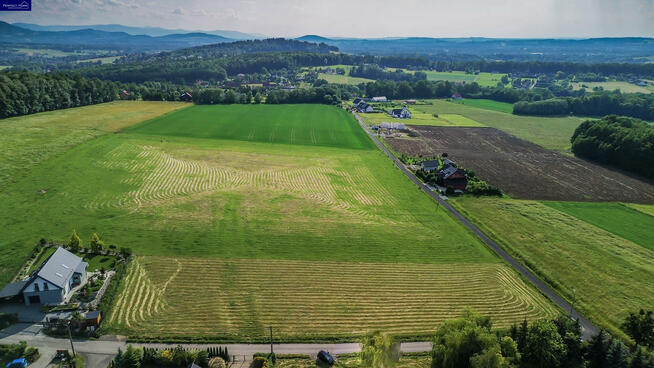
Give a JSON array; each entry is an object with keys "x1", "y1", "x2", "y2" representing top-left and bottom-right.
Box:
[
  {"x1": 423, "y1": 71, "x2": 476, "y2": 83},
  {"x1": 358, "y1": 110, "x2": 485, "y2": 127},
  {"x1": 415, "y1": 100, "x2": 585, "y2": 152},
  {"x1": 449, "y1": 98, "x2": 514, "y2": 114},
  {"x1": 571, "y1": 80, "x2": 652, "y2": 94},
  {"x1": 319, "y1": 73, "x2": 373, "y2": 85},
  {"x1": 0, "y1": 101, "x2": 187, "y2": 188},
  {"x1": 544, "y1": 202, "x2": 654, "y2": 252},
  {"x1": 451, "y1": 197, "x2": 654, "y2": 341},
  {"x1": 0, "y1": 103, "x2": 558, "y2": 340}
]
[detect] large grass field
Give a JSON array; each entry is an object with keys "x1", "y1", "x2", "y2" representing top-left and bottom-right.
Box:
[
  {"x1": 571, "y1": 81, "x2": 652, "y2": 94},
  {"x1": 449, "y1": 98, "x2": 514, "y2": 114},
  {"x1": 0, "y1": 103, "x2": 558, "y2": 341},
  {"x1": 319, "y1": 73, "x2": 373, "y2": 85},
  {"x1": 451, "y1": 197, "x2": 654, "y2": 340},
  {"x1": 544, "y1": 202, "x2": 654, "y2": 252},
  {"x1": 415, "y1": 100, "x2": 585, "y2": 152},
  {"x1": 0, "y1": 101, "x2": 188, "y2": 188}
]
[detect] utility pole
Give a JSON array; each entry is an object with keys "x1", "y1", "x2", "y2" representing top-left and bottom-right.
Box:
[
  {"x1": 67, "y1": 321, "x2": 76, "y2": 357},
  {"x1": 269, "y1": 326, "x2": 274, "y2": 355}
]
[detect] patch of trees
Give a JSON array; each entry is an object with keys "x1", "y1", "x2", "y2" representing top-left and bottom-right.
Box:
[
  {"x1": 570, "y1": 115, "x2": 654, "y2": 179},
  {"x1": 350, "y1": 65, "x2": 427, "y2": 82},
  {"x1": 193, "y1": 85, "x2": 346, "y2": 106},
  {"x1": 514, "y1": 92, "x2": 654, "y2": 121},
  {"x1": 0, "y1": 71, "x2": 119, "y2": 118},
  {"x1": 111, "y1": 345, "x2": 232, "y2": 368}
]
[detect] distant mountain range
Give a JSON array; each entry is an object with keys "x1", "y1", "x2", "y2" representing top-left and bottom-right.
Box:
[
  {"x1": 0, "y1": 22, "x2": 234, "y2": 51},
  {"x1": 294, "y1": 35, "x2": 654, "y2": 62},
  {"x1": 12, "y1": 23, "x2": 266, "y2": 40}
]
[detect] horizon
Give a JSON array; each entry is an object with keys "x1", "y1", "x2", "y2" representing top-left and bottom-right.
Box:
[{"x1": 1, "y1": 0, "x2": 653, "y2": 38}]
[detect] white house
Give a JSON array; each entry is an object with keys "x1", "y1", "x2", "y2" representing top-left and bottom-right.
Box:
[
  {"x1": 0, "y1": 247, "x2": 87, "y2": 305},
  {"x1": 389, "y1": 106, "x2": 412, "y2": 119}
]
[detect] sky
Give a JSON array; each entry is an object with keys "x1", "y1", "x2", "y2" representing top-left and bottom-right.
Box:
[{"x1": 1, "y1": 0, "x2": 654, "y2": 38}]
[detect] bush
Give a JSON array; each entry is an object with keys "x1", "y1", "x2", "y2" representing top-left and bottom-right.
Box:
[
  {"x1": 0, "y1": 313, "x2": 18, "y2": 329},
  {"x1": 250, "y1": 356, "x2": 269, "y2": 368},
  {"x1": 24, "y1": 346, "x2": 40, "y2": 363},
  {"x1": 253, "y1": 353, "x2": 276, "y2": 366},
  {"x1": 71, "y1": 354, "x2": 85, "y2": 368},
  {"x1": 208, "y1": 357, "x2": 226, "y2": 368}
]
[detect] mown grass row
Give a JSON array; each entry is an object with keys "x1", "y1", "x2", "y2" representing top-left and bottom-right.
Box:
[{"x1": 105, "y1": 257, "x2": 558, "y2": 342}]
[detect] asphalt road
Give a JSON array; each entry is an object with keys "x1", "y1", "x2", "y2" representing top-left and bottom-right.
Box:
[{"x1": 352, "y1": 112, "x2": 598, "y2": 339}]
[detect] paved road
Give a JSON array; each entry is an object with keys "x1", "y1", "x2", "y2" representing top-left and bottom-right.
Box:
[
  {"x1": 353, "y1": 112, "x2": 598, "y2": 339},
  {"x1": 0, "y1": 324, "x2": 430, "y2": 367}
]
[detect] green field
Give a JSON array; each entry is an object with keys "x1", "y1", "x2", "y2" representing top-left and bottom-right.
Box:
[
  {"x1": 423, "y1": 71, "x2": 476, "y2": 82},
  {"x1": 319, "y1": 73, "x2": 373, "y2": 85},
  {"x1": 75, "y1": 56, "x2": 121, "y2": 64},
  {"x1": 359, "y1": 110, "x2": 485, "y2": 127},
  {"x1": 571, "y1": 80, "x2": 652, "y2": 94},
  {"x1": 415, "y1": 100, "x2": 585, "y2": 152},
  {"x1": 626, "y1": 203, "x2": 654, "y2": 217},
  {"x1": 0, "y1": 101, "x2": 188, "y2": 188},
  {"x1": 544, "y1": 202, "x2": 654, "y2": 252},
  {"x1": 127, "y1": 105, "x2": 372, "y2": 149},
  {"x1": 451, "y1": 197, "x2": 654, "y2": 340},
  {"x1": 450, "y1": 98, "x2": 514, "y2": 114},
  {"x1": 475, "y1": 72, "x2": 507, "y2": 87},
  {"x1": 0, "y1": 103, "x2": 558, "y2": 341}
]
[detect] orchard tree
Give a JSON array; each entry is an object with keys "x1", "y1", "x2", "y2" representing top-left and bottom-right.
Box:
[{"x1": 68, "y1": 229, "x2": 81, "y2": 252}]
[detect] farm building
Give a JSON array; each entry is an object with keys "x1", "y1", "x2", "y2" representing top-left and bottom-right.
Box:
[
  {"x1": 405, "y1": 99, "x2": 417, "y2": 104},
  {"x1": 389, "y1": 106, "x2": 412, "y2": 119},
  {"x1": 84, "y1": 310, "x2": 102, "y2": 327},
  {"x1": 437, "y1": 164, "x2": 468, "y2": 191},
  {"x1": 0, "y1": 247, "x2": 87, "y2": 305},
  {"x1": 421, "y1": 160, "x2": 441, "y2": 172},
  {"x1": 371, "y1": 96, "x2": 388, "y2": 102}
]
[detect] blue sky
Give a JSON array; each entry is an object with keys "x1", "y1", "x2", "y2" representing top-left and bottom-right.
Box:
[{"x1": 1, "y1": 0, "x2": 653, "y2": 38}]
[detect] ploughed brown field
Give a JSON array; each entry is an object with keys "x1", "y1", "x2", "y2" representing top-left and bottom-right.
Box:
[{"x1": 387, "y1": 126, "x2": 654, "y2": 203}]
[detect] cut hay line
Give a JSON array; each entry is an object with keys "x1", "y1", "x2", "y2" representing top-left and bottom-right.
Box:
[
  {"x1": 86, "y1": 144, "x2": 396, "y2": 221},
  {"x1": 106, "y1": 257, "x2": 558, "y2": 339}
]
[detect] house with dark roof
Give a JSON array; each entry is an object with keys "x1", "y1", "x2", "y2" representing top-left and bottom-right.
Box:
[
  {"x1": 179, "y1": 92, "x2": 193, "y2": 102},
  {"x1": 356, "y1": 101, "x2": 374, "y2": 113},
  {"x1": 0, "y1": 247, "x2": 87, "y2": 305},
  {"x1": 420, "y1": 160, "x2": 441, "y2": 172},
  {"x1": 389, "y1": 106, "x2": 411, "y2": 119},
  {"x1": 437, "y1": 164, "x2": 468, "y2": 191}
]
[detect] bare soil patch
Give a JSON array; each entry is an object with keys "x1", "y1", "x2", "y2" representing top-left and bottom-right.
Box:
[{"x1": 387, "y1": 126, "x2": 654, "y2": 203}]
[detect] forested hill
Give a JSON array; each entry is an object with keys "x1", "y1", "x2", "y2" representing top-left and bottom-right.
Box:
[
  {"x1": 0, "y1": 21, "x2": 232, "y2": 51},
  {"x1": 123, "y1": 38, "x2": 338, "y2": 62}
]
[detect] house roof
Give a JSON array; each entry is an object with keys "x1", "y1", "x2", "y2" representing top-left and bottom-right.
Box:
[
  {"x1": 0, "y1": 280, "x2": 29, "y2": 298},
  {"x1": 440, "y1": 165, "x2": 464, "y2": 180},
  {"x1": 36, "y1": 247, "x2": 86, "y2": 289},
  {"x1": 85, "y1": 311, "x2": 101, "y2": 320},
  {"x1": 421, "y1": 160, "x2": 440, "y2": 169}
]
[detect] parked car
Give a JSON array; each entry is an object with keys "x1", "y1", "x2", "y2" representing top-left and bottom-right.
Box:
[
  {"x1": 6, "y1": 358, "x2": 28, "y2": 368},
  {"x1": 317, "y1": 350, "x2": 335, "y2": 365}
]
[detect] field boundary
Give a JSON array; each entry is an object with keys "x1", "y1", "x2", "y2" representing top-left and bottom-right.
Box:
[{"x1": 352, "y1": 112, "x2": 599, "y2": 339}]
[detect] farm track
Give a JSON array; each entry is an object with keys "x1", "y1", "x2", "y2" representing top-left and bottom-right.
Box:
[
  {"x1": 107, "y1": 258, "x2": 557, "y2": 339},
  {"x1": 353, "y1": 113, "x2": 599, "y2": 339}
]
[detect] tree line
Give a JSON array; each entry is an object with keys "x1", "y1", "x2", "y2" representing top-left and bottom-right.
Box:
[
  {"x1": 571, "y1": 115, "x2": 654, "y2": 179},
  {"x1": 0, "y1": 70, "x2": 118, "y2": 118},
  {"x1": 513, "y1": 92, "x2": 654, "y2": 121}
]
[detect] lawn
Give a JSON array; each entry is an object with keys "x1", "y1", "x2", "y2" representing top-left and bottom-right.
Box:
[
  {"x1": 0, "y1": 103, "x2": 558, "y2": 341},
  {"x1": 0, "y1": 101, "x2": 188, "y2": 188},
  {"x1": 544, "y1": 202, "x2": 654, "y2": 252},
  {"x1": 449, "y1": 98, "x2": 514, "y2": 114},
  {"x1": 451, "y1": 197, "x2": 654, "y2": 341},
  {"x1": 415, "y1": 100, "x2": 585, "y2": 152},
  {"x1": 358, "y1": 111, "x2": 485, "y2": 127}
]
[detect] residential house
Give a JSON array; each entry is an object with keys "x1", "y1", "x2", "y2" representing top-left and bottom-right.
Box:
[
  {"x1": 421, "y1": 160, "x2": 440, "y2": 172},
  {"x1": 179, "y1": 92, "x2": 193, "y2": 102},
  {"x1": 389, "y1": 106, "x2": 412, "y2": 119},
  {"x1": 437, "y1": 164, "x2": 468, "y2": 191},
  {"x1": 356, "y1": 101, "x2": 374, "y2": 113},
  {"x1": 0, "y1": 247, "x2": 87, "y2": 305},
  {"x1": 451, "y1": 93, "x2": 462, "y2": 100},
  {"x1": 353, "y1": 98, "x2": 364, "y2": 106}
]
